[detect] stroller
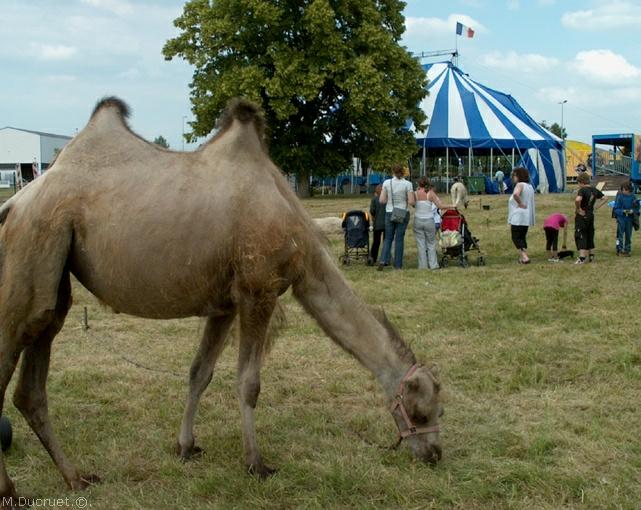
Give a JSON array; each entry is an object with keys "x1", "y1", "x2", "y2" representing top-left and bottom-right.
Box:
[
  {"x1": 439, "y1": 209, "x2": 485, "y2": 268},
  {"x1": 340, "y1": 210, "x2": 372, "y2": 265}
]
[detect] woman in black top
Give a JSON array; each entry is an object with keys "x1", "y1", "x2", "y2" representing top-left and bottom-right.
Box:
[
  {"x1": 574, "y1": 172, "x2": 606, "y2": 264},
  {"x1": 369, "y1": 184, "x2": 386, "y2": 264}
]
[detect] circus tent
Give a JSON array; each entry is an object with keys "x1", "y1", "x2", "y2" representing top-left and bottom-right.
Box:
[{"x1": 410, "y1": 61, "x2": 565, "y2": 192}]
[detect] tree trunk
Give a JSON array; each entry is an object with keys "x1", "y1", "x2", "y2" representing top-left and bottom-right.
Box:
[{"x1": 296, "y1": 169, "x2": 311, "y2": 198}]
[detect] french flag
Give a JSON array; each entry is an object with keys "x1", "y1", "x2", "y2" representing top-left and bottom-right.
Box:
[{"x1": 456, "y1": 22, "x2": 475, "y2": 38}]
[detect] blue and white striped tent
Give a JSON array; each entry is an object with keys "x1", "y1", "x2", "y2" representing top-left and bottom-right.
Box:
[{"x1": 412, "y1": 61, "x2": 565, "y2": 192}]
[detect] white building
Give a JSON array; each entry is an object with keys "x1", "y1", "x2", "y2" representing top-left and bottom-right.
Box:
[{"x1": 0, "y1": 127, "x2": 72, "y2": 184}]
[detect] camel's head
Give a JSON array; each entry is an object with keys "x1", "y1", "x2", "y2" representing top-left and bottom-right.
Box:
[{"x1": 391, "y1": 364, "x2": 443, "y2": 464}]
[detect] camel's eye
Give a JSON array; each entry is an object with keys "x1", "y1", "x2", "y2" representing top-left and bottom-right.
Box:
[{"x1": 414, "y1": 412, "x2": 428, "y2": 424}]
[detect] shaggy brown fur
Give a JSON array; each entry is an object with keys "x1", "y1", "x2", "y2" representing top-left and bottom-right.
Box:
[{"x1": 0, "y1": 97, "x2": 442, "y2": 501}]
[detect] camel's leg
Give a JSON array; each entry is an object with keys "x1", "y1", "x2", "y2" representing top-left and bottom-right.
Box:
[
  {"x1": 237, "y1": 294, "x2": 277, "y2": 479},
  {"x1": 12, "y1": 271, "x2": 96, "y2": 491},
  {"x1": 0, "y1": 341, "x2": 22, "y2": 501},
  {"x1": 176, "y1": 311, "x2": 236, "y2": 460}
]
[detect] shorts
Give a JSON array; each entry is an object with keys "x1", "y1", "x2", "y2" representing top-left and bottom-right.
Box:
[
  {"x1": 575, "y1": 214, "x2": 595, "y2": 251},
  {"x1": 511, "y1": 225, "x2": 529, "y2": 250},
  {"x1": 544, "y1": 227, "x2": 559, "y2": 251}
]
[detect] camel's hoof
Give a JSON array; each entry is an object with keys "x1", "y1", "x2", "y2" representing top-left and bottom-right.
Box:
[
  {"x1": 175, "y1": 441, "x2": 203, "y2": 462},
  {"x1": 247, "y1": 463, "x2": 277, "y2": 480},
  {"x1": 71, "y1": 474, "x2": 101, "y2": 491}
]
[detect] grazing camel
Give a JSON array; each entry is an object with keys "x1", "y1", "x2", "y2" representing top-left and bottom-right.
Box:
[{"x1": 0, "y1": 97, "x2": 443, "y2": 502}]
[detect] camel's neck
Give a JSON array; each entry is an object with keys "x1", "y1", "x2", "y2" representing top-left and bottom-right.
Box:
[{"x1": 293, "y1": 250, "x2": 414, "y2": 398}]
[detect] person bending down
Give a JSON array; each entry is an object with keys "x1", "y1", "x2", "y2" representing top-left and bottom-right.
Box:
[{"x1": 543, "y1": 212, "x2": 568, "y2": 262}]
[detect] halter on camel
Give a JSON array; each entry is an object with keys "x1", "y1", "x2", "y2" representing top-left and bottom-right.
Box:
[{"x1": 390, "y1": 364, "x2": 440, "y2": 447}]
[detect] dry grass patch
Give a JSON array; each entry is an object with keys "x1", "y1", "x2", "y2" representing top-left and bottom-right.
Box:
[{"x1": 2, "y1": 193, "x2": 640, "y2": 509}]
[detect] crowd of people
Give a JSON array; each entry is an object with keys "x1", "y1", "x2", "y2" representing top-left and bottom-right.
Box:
[{"x1": 366, "y1": 165, "x2": 639, "y2": 270}]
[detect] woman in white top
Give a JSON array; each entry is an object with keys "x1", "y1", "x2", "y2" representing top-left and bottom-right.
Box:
[
  {"x1": 413, "y1": 177, "x2": 450, "y2": 270},
  {"x1": 508, "y1": 167, "x2": 536, "y2": 264},
  {"x1": 378, "y1": 164, "x2": 415, "y2": 270}
]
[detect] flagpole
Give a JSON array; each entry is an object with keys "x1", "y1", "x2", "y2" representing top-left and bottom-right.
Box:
[{"x1": 455, "y1": 32, "x2": 458, "y2": 66}]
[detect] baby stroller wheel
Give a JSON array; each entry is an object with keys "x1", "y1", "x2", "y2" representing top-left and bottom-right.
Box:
[
  {"x1": 0, "y1": 416, "x2": 12, "y2": 452},
  {"x1": 441, "y1": 256, "x2": 449, "y2": 268},
  {"x1": 477, "y1": 256, "x2": 486, "y2": 266},
  {"x1": 341, "y1": 256, "x2": 350, "y2": 266}
]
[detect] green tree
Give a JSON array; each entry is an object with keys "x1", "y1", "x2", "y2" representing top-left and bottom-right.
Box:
[
  {"x1": 540, "y1": 120, "x2": 566, "y2": 140},
  {"x1": 163, "y1": 0, "x2": 426, "y2": 196},
  {"x1": 153, "y1": 135, "x2": 170, "y2": 148}
]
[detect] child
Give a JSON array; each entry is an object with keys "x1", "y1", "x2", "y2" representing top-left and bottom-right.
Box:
[
  {"x1": 543, "y1": 213, "x2": 568, "y2": 262},
  {"x1": 613, "y1": 182, "x2": 639, "y2": 256},
  {"x1": 432, "y1": 202, "x2": 442, "y2": 234}
]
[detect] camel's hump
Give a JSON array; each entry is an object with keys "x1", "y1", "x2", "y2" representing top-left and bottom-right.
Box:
[
  {"x1": 90, "y1": 96, "x2": 131, "y2": 120},
  {"x1": 216, "y1": 98, "x2": 265, "y2": 141},
  {"x1": 226, "y1": 98, "x2": 261, "y2": 123}
]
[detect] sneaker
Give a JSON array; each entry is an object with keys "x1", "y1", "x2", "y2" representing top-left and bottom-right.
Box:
[
  {"x1": 377, "y1": 264, "x2": 384, "y2": 271},
  {"x1": 548, "y1": 258, "x2": 560, "y2": 263},
  {"x1": 622, "y1": 252, "x2": 631, "y2": 257},
  {"x1": 588, "y1": 254, "x2": 595, "y2": 263},
  {"x1": 575, "y1": 258, "x2": 585, "y2": 265}
]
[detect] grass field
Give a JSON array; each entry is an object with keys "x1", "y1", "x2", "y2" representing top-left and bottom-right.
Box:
[{"x1": 3, "y1": 193, "x2": 640, "y2": 509}]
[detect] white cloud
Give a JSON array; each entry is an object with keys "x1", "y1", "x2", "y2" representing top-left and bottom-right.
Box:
[
  {"x1": 571, "y1": 49, "x2": 641, "y2": 84},
  {"x1": 80, "y1": 0, "x2": 134, "y2": 17},
  {"x1": 562, "y1": 1, "x2": 641, "y2": 30},
  {"x1": 405, "y1": 13, "x2": 487, "y2": 38},
  {"x1": 45, "y1": 74, "x2": 77, "y2": 83},
  {"x1": 459, "y1": 0, "x2": 483, "y2": 7},
  {"x1": 31, "y1": 43, "x2": 77, "y2": 60},
  {"x1": 118, "y1": 68, "x2": 142, "y2": 80},
  {"x1": 537, "y1": 84, "x2": 641, "y2": 111},
  {"x1": 481, "y1": 51, "x2": 559, "y2": 73},
  {"x1": 536, "y1": 86, "x2": 580, "y2": 105},
  {"x1": 507, "y1": 0, "x2": 520, "y2": 10}
]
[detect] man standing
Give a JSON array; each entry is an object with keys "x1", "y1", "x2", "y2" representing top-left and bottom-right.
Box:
[
  {"x1": 494, "y1": 169, "x2": 505, "y2": 193},
  {"x1": 450, "y1": 177, "x2": 469, "y2": 209},
  {"x1": 574, "y1": 172, "x2": 607, "y2": 264}
]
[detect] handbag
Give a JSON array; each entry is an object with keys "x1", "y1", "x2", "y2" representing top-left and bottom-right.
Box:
[{"x1": 389, "y1": 180, "x2": 408, "y2": 223}]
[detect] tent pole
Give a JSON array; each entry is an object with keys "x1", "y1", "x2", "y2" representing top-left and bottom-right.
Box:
[
  {"x1": 468, "y1": 146, "x2": 472, "y2": 177},
  {"x1": 446, "y1": 146, "x2": 450, "y2": 193},
  {"x1": 490, "y1": 147, "x2": 493, "y2": 176},
  {"x1": 422, "y1": 140, "x2": 426, "y2": 177},
  {"x1": 511, "y1": 148, "x2": 515, "y2": 169}
]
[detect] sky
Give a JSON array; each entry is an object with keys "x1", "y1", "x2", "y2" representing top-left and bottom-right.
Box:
[{"x1": 1, "y1": 0, "x2": 640, "y2": 149}]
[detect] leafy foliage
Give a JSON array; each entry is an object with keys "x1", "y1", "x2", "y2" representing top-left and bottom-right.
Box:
[
  {"x1": 153, "y1": 135, "x2": 170, "y2": 148},
  {"x1": 163, "y1": 0, "x2": 427, "y2": 190},
  {"x1": 540, "y1": 120, "x2": 566, "y2": 140}
]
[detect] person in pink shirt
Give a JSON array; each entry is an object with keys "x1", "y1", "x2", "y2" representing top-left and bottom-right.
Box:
[{"x1": 543, "y1": 212, "x2": 568, "y2": 262}]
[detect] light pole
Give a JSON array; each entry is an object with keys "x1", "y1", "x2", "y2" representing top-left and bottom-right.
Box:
[
  {"x1": 558, "y1": 100, "x2": 567, "y2": 140},
  {"x1": 182, "y1": 115, "x2": 187, "y2": 151},
  {"x1": 559, "y1": 99, "x2": 567, "y2": 188}
]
